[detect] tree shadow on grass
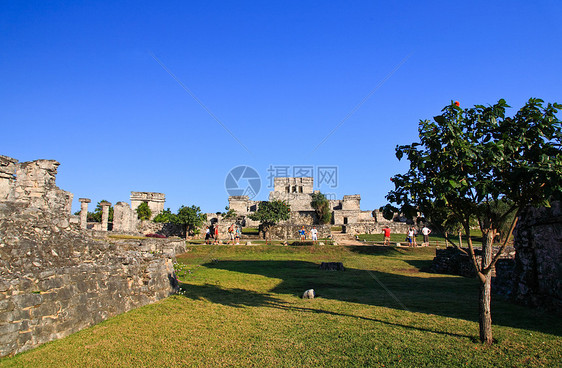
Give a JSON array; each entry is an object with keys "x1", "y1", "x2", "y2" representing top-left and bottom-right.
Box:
[
  {"x1": 345, "y1": 245, "x2": 408, "y2": 256},
  {"x1": 198, "y1": 260, "x2": 561, "y2": 338},
  {"x1": 176, "y1": 281, "x2": 473, "y2": 340}
]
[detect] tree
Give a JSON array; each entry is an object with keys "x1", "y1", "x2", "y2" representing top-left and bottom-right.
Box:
[
  {"x1": 222, "y1": 207, "x2": 237, "y2": 220},
  {"x1": 136, "y1": 202, "x2": 152, "y2": 220},
  {"x1": 248, "y1": 200, "x2": 291, "y2": 244},
  {"x1": 174, "y1": 205, "x2": 206, "y2": 237},
  {"x1": 311, "y1": 192, "x2": 332, "y2": 224},
  {"x1": 153, "y1": 205, "x2": 207, "y2": 238},
  {"x1": 153, "y1": 208, "x2": 173, "y2": 223},
  {"x1": 386, "y1": 98, "x2": 562, "y2": 344}
]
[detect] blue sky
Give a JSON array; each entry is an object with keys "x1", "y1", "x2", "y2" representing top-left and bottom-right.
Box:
[{"x1": 2, "y1": 1, "x2": 561, "y2": 214}]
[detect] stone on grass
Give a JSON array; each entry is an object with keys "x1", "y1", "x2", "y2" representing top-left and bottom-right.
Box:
[
  {"x1": 302, "y1": 289, "x2": 315, "y2": 299},
  {"x1": 319, "y1": 262, "x2": 345, "y2": 271}
]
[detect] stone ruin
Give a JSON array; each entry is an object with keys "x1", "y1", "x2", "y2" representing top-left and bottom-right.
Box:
[
  {"x1": 76, "y1": 191, "x2": 167, "y2": 235},
  {"x1": 228, "y1": 177, "x2": 411, "y2": 237},
  {"x1": 511, "y1": 202, "x2": 561, "y2": 310},
  {"x1": 427, "y1": 202, "x2": 561, "y2": 312},
  {"x1": 0, "y1": 155, "x2": 182, "y2": 357},
  {"x1": 130, "y1": 191, "x2": 165, "y2": 220}
]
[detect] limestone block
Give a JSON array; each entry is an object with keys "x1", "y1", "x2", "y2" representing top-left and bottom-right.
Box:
[{"x1": 0, "y1": 155, "x2": 18, "y2": 201}]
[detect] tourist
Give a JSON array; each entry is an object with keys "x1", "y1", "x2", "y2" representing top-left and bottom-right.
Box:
[
  {"x1": 205, "y1": 226, "x2": 211, "y2": 244},
  {"x1": 214, "y1": 225, "x2": 219, "y2": 245},
  {"x1": 310, "y1": 226, "x2": 318, "y2": 244},
  {"x1": 228, "y1": 223, "x2": 235, "y2": 245},
  {"x1": 407, "y1": 227, "x2": 415, "y2": 247},
  {"x1": 422, "y1": 225, "x2": 432, "y2": 246},
  {"x1": 412, "y1": 227, "x2": 418, "y2": 246},
  {"x1": 235, "y1": 225, "x2": 241, "y2": 245},
  {"x1": 299, "y1": 226, "x2": 306, "y2": 241},
  {"x1": 382, "y1": 226, "x2": 391, "y2": 245}
]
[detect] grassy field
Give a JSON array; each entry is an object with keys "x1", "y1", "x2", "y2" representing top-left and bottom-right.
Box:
[
  {"x1": 1, "y1": 244, "x2": 560, "y2": 367},
  {"x1": 357, "y1": 233, "x2": 485, "y2": 247}
]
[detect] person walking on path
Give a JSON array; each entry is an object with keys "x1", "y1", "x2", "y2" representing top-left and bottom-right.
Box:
[
  {"x1": 382, "y1": 226, "x2": 391, "y2": 245},
  {"x1": 205, "y1": 226, "x2": 211, "y2": 244},
  {"x1": 422, "y1": 226, "x2": 432, "y2": 246}
]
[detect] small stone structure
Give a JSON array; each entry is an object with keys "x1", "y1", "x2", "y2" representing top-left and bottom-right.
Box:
[
  {"x1": 0, "y1": 155, "x2": 180, "y2": 357},
  {"x1": 429, "y1": 246, "x2": 515, "y2": 278},
  {"x1": 130, "y1": 192, "x2": 165, "y2": 220},
  {"x1": 511, "y1": 202, "x2": 562, "y2": 310}
]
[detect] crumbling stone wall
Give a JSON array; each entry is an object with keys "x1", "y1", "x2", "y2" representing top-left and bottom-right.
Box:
[
  {"x1": 428, "y1": 246, "x2": 515, "y2": 278},
  {"x1": 266, "y1": 224, "x2": 331, "y2": 240},
  {"x1": 343, "y1": 222, "x2": 410, "y2": 236},
  {"x1": 0, "y1": 202, "x2": 178, "y2": 357},
  {"x1": 0, "y1": 156, "x2": 18, "y2": 200},
  {"x1": 0, "y1": 155, "x2": 180, "y2": 357},
  {"x1": 512, "y1": 202, "x2": 562, "y2": 310},
  {"x1": 113, "y1": 201, "x2": 139, "y2": 233}
]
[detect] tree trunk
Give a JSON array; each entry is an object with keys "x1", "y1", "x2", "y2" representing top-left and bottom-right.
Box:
[
  {"x1": 479, "y1": 230, "x2": 495, "y2": 344},
  {"x1": 458, "y1": 230, "x2": 463, "y2": 248}
]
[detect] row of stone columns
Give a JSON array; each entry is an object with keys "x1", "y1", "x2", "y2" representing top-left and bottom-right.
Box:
[{"x1": 78, "y1": 198, "x2": 111, "y2": 231}]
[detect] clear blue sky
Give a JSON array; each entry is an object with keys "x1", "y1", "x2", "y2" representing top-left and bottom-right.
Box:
[{"x1": 2, "y1": 1, "x2": 561, "y2": 214}]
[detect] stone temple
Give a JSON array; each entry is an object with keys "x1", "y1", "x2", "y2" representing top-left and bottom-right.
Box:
[{"x1": 228, "y1": 177, "x2": 376, "y2": 227}]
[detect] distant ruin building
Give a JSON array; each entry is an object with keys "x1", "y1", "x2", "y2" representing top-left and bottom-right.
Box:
[
  {"x1": 229, "y1": 177, "x2": 382, "y2": 229},
  {"x1": 130, "y1": 191, "x2": 165, "y2": 220}
]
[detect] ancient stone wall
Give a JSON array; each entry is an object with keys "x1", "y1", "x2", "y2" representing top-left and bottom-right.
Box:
[
  {"x1": 0, "y1": 202, "x2": 178, "y2": 357},
  {"x1": 512, "y1": 202, "x2": 562, "y2": 310},
  {"x1": 342, "y1": 222, "x2": 410, "y2": 236},
  {"x1": 266, "y1": 224, "x2": 331, "y2": 240},
  {"x1": 428, "y1": 246, "x2": 515, "y2": 278},
  {"x1": 0, "y1": 155, "x2": 180, "y2": 357},
  {"x1": 113, "y1": 201, "x2": 139, "y2": 233},
  {"x1": 0, "y1": 156, "x2": 18, "y2": 201},
  {"x1": 137, "y1": 220, "x2": 183, "y2": 237},
  {"x1": 0, "y1": 157, "x2": 73, "y2": 215},
  {"x1": 273, "y1": 177, "x2": 313, "y2": 194}
]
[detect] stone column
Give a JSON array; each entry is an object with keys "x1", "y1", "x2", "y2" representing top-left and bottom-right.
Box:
[
  {"x1": 100, "y1": 201, "x2": 111, "y2": 231},
  {"x1": 79, "y1": 198, "x2": 91, "y2": 229}
]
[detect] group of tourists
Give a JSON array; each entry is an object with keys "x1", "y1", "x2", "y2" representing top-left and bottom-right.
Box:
[
  {"x1": 298, "y1": 225, "x2": 319, "y2": 244},
  {"x1": 204, "y1": 224, "x2": 241, "y2": 245},
  {"x1": 382, "y1": 225, "x2": 432, "y2": 247}
]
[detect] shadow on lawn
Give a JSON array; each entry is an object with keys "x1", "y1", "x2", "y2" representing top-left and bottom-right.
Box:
[
  {"x1": 177, "y1": 282, "x2": 473, "y2": 340},
  {"x1": 193, "y1": 259, "x2": 561, "y2": 338}
]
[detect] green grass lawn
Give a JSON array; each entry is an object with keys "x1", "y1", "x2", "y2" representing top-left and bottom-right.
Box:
[
  {"x1": 357, "y1": 233, "x2": 484, "y2": 247},
  {"x1": 2, "y1": 245, "x2": 560, "y2": 367}
]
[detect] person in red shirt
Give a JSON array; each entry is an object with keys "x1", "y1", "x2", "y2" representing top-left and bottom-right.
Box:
[
  {"x1": 382, "y1": 226, "x2": 391, "y2": 245},
  {"x1": 214, "y1": 225, "x2": 219, "y2": 245}
]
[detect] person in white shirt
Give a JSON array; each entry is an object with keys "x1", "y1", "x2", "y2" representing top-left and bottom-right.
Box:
[
  {"x1": 422, "y1": 226, "x2": 432, "y2": 246},
  {"x1": 310, "y1": 226, "x2": 318, "y2": 244}
]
